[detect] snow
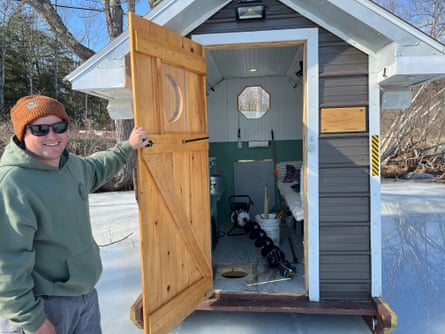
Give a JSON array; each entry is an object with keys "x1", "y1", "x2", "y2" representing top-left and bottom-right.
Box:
[
  {"x1": 90, "y1": 192, "x2": 141, "y2": 333},
  {"x1": 90, "y1": 180, "x2": 445, "y2": 333},
  {"x1": 381, "y1": 180, "x2": 445, "y2": 334}
]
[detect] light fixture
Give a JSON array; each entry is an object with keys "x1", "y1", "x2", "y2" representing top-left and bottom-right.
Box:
[{"x1": 236, "y1": 1, "x2": 266, "y2": 20}]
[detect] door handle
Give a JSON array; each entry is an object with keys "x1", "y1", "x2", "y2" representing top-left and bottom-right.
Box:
[{"x1": 182, "y1": 136, "x2": 209, "y2": 144}]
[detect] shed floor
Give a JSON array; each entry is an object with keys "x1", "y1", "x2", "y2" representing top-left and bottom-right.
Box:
[{"x1": 211, "y1": 218, "x2": 305, "y2": 294}]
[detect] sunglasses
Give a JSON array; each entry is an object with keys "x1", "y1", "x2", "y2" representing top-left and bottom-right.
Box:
[{"x1": 26, "y1": 121, "x2": 68, "y2": 136}]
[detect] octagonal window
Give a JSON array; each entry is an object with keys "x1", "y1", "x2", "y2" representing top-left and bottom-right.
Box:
[{"x1": 237, "y1": 85, "x2": 271, "y2": 119}]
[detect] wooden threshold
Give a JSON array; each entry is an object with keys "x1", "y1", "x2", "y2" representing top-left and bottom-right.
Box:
[
  {"x1": 197, "y1": 291, "x2": 376, "y2": 315},
  {"x1": 131, "y1": 291, "x2": 397, "y2": 334}
]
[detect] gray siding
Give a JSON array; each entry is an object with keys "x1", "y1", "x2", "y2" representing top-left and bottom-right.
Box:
[
  {"x1": 191, "y1": 0, "x2": 371, "y2": 300},
  {"x1": 319, "y1": 41, "x2": 369, "y2": 108},
  {"x1": 319, "y1": 134, "x2": 370, "y2": 299},
  {"x1": 319, "y1": 31, "x2": 369, "y2": 299},
  {"x1": 191, "y1": 0, "x2": 316, "y2": 35}
]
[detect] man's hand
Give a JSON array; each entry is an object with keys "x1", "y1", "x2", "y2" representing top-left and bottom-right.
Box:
[
  {"x1": 129, "y1": 126, "x2": 149, "y2": 150},
  {"x1": 34, "y1": 319, "x2": 56, "y2": 334}
]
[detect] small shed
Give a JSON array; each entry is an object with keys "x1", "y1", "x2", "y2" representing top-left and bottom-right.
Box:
[{"x1": 66, "y1": 1, "x2": 445, "y2": 333}]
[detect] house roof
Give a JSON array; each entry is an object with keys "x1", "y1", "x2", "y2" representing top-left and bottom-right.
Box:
[{"x1": 65, "y1": 0, "x2": 445, "y2": 103}]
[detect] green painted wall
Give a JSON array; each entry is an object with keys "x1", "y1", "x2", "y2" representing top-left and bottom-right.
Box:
[{"x1": 209, "y1": 139, "x2": 302, "y2": 224}]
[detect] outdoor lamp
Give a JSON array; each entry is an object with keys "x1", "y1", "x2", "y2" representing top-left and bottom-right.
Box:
[{"x1": 236, "y1": 1, "x2": 266, "y2": 20}]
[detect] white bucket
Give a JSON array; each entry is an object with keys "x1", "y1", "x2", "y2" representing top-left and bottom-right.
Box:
[{"x1": 255, "y1": 213, "x2": 281, "y2": 245}]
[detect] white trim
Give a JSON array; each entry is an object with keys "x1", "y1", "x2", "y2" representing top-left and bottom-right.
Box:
[
  {"x1": 393, "y1": 56, "x2": 445, "y2": 75},
  {"x1": 369, "y1": 56, "x2": 382, "y2": 297},
  {"x1": 192, "y1": 28, "x2": 320, "y2": 301},
  {"x1": 193, "y1": 29, "x2": 315, "y2": 46},
  {"x1": 305, "y1": 30, "x2": 320, "y2": 302}
]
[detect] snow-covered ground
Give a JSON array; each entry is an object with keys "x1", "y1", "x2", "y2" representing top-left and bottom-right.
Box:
[
  {"x1": 90, "y1": 180, "x2": 445, "y2": 333},
  {"x1": 381, "y1": 180, "x2": 445, "y2": 334}
]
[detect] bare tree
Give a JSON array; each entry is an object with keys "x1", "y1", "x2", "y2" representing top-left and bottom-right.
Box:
[
  {"x1": 396, "y1": 0, "x2": 445, "y2": 40},
  {"x1": 376, "y1": 0, "x2": 445, "y2": 178},
  {"x1": 103, "y1": 0, "x2": 123, "y2": 39},
  {"x1": 22, "y1": 0, "x2": 95, "y2": 61},
  {"x1": 0, "y1": 1, "x2": 24, "y2": 118},
  {"x1": 381, "y1": 80, "x2": 445, "y2": 177}
]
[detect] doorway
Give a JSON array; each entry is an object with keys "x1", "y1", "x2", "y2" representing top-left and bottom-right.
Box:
[{"x1": 192, "y1": 28, "x2": 320, "y2": 301}]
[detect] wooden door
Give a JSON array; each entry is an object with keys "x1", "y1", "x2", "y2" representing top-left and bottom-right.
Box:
[{"x1": 128, "y1": 13, "x2": 212, "y2": 334}]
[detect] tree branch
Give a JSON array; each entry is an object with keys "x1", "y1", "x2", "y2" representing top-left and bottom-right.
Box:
[{"x1": 25, "y1": 0, "x2": 95, "y2": 61}]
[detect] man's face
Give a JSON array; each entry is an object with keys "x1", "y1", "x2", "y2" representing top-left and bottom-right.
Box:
[{"x1": 23, "y1": 115, "x2": 69, "y2": 168}]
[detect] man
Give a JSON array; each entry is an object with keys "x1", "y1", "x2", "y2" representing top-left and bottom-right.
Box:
[{"x1": 0, "y1": 95, "x2": 148, "y2": 334}]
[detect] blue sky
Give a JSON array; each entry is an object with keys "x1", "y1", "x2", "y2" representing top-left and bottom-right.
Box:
[{"x1": 53, "y1": 0, "x2": 151, "y2": 52}]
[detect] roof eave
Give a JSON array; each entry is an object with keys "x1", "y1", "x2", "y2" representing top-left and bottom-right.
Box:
[
  {"x1": 64, "y1": 0, "x2": 229, "y2": 87},
  {"x1": 280, "y1": 0, "x2": 445, "y2": 56},
  {"x1": 64, "y1": 32, "x2": 129, "y2": 84},
  {"x1": 65, "y1": 0, "x2": 445, "y2": 100},
  {"x1": 379, "y1": 55, "x2": 445, "y2": 89}
]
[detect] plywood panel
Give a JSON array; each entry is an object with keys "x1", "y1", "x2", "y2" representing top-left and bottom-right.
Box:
[{"x1": 321, "y1": 107, "x2": 367, "y2": 133}]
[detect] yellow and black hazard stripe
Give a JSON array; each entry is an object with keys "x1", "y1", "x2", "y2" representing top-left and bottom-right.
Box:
[{"x1": 371, "y1": 135, "x2": 380, "y2": 176}]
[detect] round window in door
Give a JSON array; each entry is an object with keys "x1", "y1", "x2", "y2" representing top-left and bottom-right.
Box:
[{"x1": 237, "y1": 85, "x2": 271, "y2": 119}]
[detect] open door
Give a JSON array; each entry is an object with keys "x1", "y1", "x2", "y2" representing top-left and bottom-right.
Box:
[{"x1": 128, "y1": 13, "x2": 212, "y2": 333}]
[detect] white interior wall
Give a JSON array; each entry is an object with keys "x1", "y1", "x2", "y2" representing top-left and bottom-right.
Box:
[{"x1": 207, "y1": 76, "x2": 303, "y2": 143}]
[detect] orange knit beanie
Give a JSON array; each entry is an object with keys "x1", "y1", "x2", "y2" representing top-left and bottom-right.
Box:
[{"x1": 11, "y1": 95, "x2": 70, "y2": 141}]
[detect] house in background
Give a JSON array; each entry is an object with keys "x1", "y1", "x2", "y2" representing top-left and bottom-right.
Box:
[{"x1": 65, "y1": 1, "x2": 445, "y2": 333}]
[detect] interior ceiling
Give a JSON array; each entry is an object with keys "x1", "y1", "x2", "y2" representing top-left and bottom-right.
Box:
[{"x1": 205, "y1": 45, "x2": 304, "y2": 90}]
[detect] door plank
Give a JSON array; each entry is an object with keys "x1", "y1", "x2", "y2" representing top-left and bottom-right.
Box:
[{"x1": 134, "y1": 29, "x2": 206, "y2": 74}]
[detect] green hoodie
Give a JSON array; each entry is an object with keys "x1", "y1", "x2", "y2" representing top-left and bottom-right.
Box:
[{"x1": 0, "y1": 137, "x2": 133, "y2": 333}]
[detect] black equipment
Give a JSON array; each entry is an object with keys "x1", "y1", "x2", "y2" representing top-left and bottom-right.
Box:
[
  {"x1": 227, "y1": 195, "x2": 254, "y2": 236},
  {"x1": 243, "y1": 219, "x2": 296, "y2": 278}
]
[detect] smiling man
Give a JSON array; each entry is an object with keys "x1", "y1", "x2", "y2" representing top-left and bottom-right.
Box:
[{"x1": 0, "y1": 95, "x2": 148, "y2": 334}]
